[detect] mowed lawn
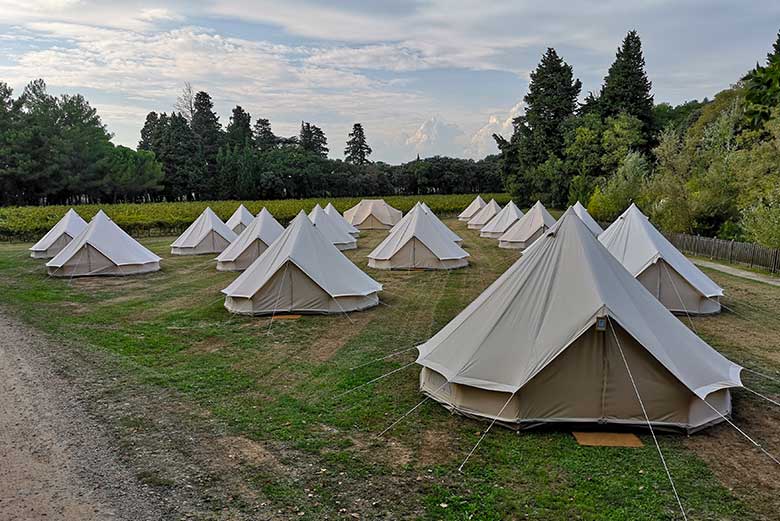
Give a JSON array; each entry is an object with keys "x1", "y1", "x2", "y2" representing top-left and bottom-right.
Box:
[{"x1": 1, "y1": 217, "x2": 779, "y2": 520}]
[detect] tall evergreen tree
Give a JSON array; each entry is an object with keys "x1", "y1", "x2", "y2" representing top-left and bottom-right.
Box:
[
  {"x1": 299, "y1": 121, "x2": 328, "y2": 157},
  {"x1": 190, "y1": 91, "x2": 223, "y2": 197},
  {"x1": 138, "y1": 112, "x2": 159, "y2": 151},
  {"x1": 768, "y1": 29, "x2": 780, "y2": 64},
  {"x1": 158, "y1": 113, "x2": 199, "y2": 200},
  {"x1": 344, "y1": 123, "x2": 372, "y2": 164},
  {"x1": 253, "y1": 118, "x2": 277, "y2": 150},
  {"x1": 225, "y1": 105, "x2": 252, "y2": 147},
  {"x1": 598, "y1": 31, "x2": 655, "y2": 138}
]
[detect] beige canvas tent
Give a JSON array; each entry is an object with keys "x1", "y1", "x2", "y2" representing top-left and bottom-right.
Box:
[
  {"x1": 343, "y1": 199, "x2": 402, "y2": 230},
  {"x1": 222, "y1": 211, "x2": 382, "y2": 315},
  {"x1": 480, "y1": 201, "x2": 523, "y2": 239},
  {"x1": 572, "y1": 201, "x2": 603, "y2": 235},
  {"x1": 46, "y1": 210, "x2": 161, "y2": 277},
  {"x1": 416, "y1": 209, "x2": 742, "y2": 432},
  {"x1": 368, "y1": 204, "x2": 469, "y2": 270},
  {"x1": 325, "y1": 202, "x2": 360, "y2": 237},
  {"x1": 216, "y1": 208, "x2": 284, "y2": 271},
  {"x1": 171, "y1": 207, "x2": 237, "y2": 255},
  {"x1": 599, "y1": 203, "x2": 723, "y2": 315},
  {"x1": 225, "y1": 204, "x2": 255, "y2": 234},
  {"x1": 467, "y1": 199, "x2": 501, "y2": 230},
  {"x1": 390, "y1": 202, "x2": 462, "y2": 244},
  {"x1": 309, "y1": 204, "x2": 357, "y2": 250},
  {"x1": 498, "y1": 201, "x2": 556, "y2": 250},
  {"x1": 459, "y1": 195, "x2": 486, "y2": 221},
  {"x1": 29, "y1": 208, "x2": 87, "y2": 259}
]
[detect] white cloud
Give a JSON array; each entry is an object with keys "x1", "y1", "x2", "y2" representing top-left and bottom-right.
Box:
[
  {"x1": 404, "y1": 116, "x2": 466, "y2": 158},
  {"x1": 466, "y1": 101, "x2": 523, "y2": 158}
]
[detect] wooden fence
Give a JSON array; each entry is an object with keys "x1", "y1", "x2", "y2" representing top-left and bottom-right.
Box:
[{"x1": 665, "y1": 232, "x2": 780, "y2": 274}]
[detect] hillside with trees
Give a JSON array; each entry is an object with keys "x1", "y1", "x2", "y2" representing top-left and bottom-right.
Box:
[{"x1": 494, "y1": 29, "x2": 780, "y2": 248}]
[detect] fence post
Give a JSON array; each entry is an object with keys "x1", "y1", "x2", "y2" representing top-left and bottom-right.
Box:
[
  {"x1": 750, "y1": 243, "x2": 756, "y2": 268},
  {"x1": 729, "y1": 240, "x2": 734, "y2": 264},
  {"x1": 772, "y1": 248, "x2": 779, "y2": 274}
]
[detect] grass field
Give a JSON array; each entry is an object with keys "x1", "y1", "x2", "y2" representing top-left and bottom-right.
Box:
[{"x1": 1, "y1": 218, "x2": 779, "y2": 520}]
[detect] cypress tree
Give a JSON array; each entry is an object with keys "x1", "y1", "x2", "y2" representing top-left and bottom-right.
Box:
[
  {"x1": 138, "y1": 112, "x2": 159, "y2": 151},
  {"x1": 190, "y1": 91, "x2": 223, "y2": 198},
  {"x1": 599, "y1": 31, "x2": 655, "y2": 137},
  {"x1": 768, "y1": 29, "x2": 780, "y2": 64},
  {"x1": 225, "y1": 105, "x2": 252, "y2": 147},
  {"x1": 253, "y1": 118, "x2": 276, "y2": 150},
  {"x1": 344, "y1": 123, "x2": 372, "y2": 164}
]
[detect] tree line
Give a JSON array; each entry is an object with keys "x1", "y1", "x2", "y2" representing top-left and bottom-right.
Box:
[{"x1": 495, "y1": 29, "x2": 780, "y2": 247}]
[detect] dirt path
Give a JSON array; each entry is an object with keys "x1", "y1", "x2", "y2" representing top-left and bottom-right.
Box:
[
  {"x1": 0, "y1": 313, "x2": 163, "y2": 521},
  {"x1": 694, "y1": 259, "x2": 780, "y2": 287}
]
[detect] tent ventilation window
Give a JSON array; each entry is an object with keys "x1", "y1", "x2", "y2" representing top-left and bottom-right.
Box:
[{"x1": 595, "y1": 316, "x2": 607, "y2": 331}]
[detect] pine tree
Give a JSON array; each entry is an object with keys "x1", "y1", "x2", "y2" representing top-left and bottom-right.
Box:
[
  {"x1": 190, "y1": 91, "x2": 223, "y2": 198},
  {"x1": 225, "y1": 105, "x2": 252, "y2": 147},
  {"x1": 299, "y1": 121, "x2": 328, "y2": 157},
  {"x1": 599, "y1": 31, "x2": 655, "y2": 137},
  {"x1": 768, "y1": 29, "x2": 780, "y2": 64},
  {"x1": 138, "y1": 112, "x2": 159, "y2": 151},
  {"x1": 344, "y1": 123, "x2": 372, "y2": 164},
  {"x1": 253, "y1": 118, "x2": 276, "y2": 150}
]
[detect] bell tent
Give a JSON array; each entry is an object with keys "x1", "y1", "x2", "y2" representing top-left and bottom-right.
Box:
[
  {"x1": 171, "y1": 207, "x2": 237, "y2": 255},
  {"x1": 225, "y1": 204, "x2": 255, "y2": 234},
  {"x1": 467, "y1": 199, "x2": 501, "y2": 230},
  {"x1": 599, "y1": 203, "x2": 723, "y2": 315},
  {"x1": 324, "y1": 202, "x2": 360, "y2": 237},
  {"x1": 368, "y1": 204, "x2": 469, "y2": 270},
  {"x1": 29, "y1": 208, "x2": 87, "y2": 259},
  {"x1": 343, "y1": 199, "x2": 402, "y2": 230},
  {"x1": 498, "y1": 201, "x2": 556, "y2": 250},
  {"x1": 390, "y1": 202, "x2": 462, "y2": 244},
  {"x1": 309, "y1": 204, "x2": 357, "y2": 250},
  {"x1": 459, "y1": 195, "x2": 486, "y2": 221},
  {"x1": 572, "y1": 201, "x2": 603, "y2": 236},
  {"x1": 416, "y1": 209, "x2": 742, "y2": 432},
  {"x1": 480, "y1": 201, "x2": 524, "y2": 239},
  {"x1": 222, "y1": 211, "x2": 382, "y2": 315},
  {"x1": 46, "y1": 210, "x2": 161, "y2": 277},
  {"x1": 216, "y1": 208, "x2": 284, "y2": 271}
]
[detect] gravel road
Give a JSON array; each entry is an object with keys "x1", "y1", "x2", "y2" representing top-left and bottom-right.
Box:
[{"x1": 0, "y1": 312, "x2": 164, "y2": 521}]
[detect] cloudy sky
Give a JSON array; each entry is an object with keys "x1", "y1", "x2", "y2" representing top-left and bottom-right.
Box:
[{"x1": 1, "y1": 1, "x2": 778, "y2": 163}]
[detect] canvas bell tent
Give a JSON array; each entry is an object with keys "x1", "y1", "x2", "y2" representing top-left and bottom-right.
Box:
[
  {"x1": 467, "y1": 199, "x2": 501, "y2": 230},
  {"x1": 416, "y1": 209, "x2": 742, "y2": 432},
  {"x1": 459, "y1": 195, "x2": 486, "y2": 221},
  {"x1": 480, "y1": 201, "x2": 524, "y2": 239},
  {"x1": 498, "y1": 201, "x2": 556, "y2": 250},
  {"x1": 325, "y1": 202, "x2": 360, "y2": 237},
  {"x1": 29, "y1": 208, "x2": 87, "y2": 259},
  {"x1": 222, "y1": 211, "x2": 382, "y2": 315},
  {"x1": 46, "y1": 210, "x2": 161, "y2": 277},
  {"x1": 368, "y1": 204, "x2": 469, "y2": 270},
  {"x1": 216, "y1": 208, "x2": 284, "y2": 271},
  {"x1": 599, "y1": 203, "x2": 723, "y2": 315},
  {"x1": 225, "y1": 204, "x2": 255, "y2": 234},
  {"x1": 343, "y1": 199, "x2": 402, "y2": 230},
  {"x1": 171, "y1": 207, "x2": 237, "y2": 255},
  {"x1": 309, "y1": 204, "x2": 357, "y2": 251},
  {"x1": 572, "y1": 201, "x2": 603, "y2": 236},
  {"x1": 390, "y1": 202, "x2": 462, "y2": 244}
]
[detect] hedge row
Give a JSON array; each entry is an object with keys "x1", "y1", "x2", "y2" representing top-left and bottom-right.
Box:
[{"x1": 0, "y1": 194, "x2": 511, "y2": 241}]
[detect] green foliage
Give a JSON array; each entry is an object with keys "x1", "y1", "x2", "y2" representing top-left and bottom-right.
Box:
[
  {"x1": 742, "y1": 187, "x2": 780, "y2": 248},
  {"x1": 652, "y1": 99, "x2": 707, "y2": 132},
  {"x1": 598, "y1": 30, "x2": 655, "y2": 144},
  {"x1": 587, "y1": 151, "x2": 648, "y2": 221},
  {"x1": 344, "y1": 123, "x2": 372, "y2": 165},
  {"x1": 225, "y1": 105, "x2": 253, "y2": 148},
  {"x1": 299, "y1": 121, "x2": 328, "y2": 157},
  {"x1": 601, "y1": 112, "x2": 646, "y2": 174},
  {"x1": 0, "y1": 193, "x2": 511, "y2": 240}
]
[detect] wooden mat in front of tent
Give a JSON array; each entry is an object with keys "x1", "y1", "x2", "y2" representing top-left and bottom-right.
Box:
[{"x1": 572, "y1": 432, "x2": 643, "y2": 447}]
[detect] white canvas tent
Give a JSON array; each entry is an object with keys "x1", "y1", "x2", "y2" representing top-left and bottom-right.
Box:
[
  {"x1": 572, "y1": 201, "x2": 603, "y2": 235},
  {"x1": 416, "y1": 208, "x2": 742, "y2": 432},
  {"x1": 171, "y1": 207, "x2": 237, "y2": 255},
  {"x1": 467, "y1": 199, "x2": 501, "y2": 230},
  {"x1": 480, "y1": 201, "x2": 523, "y2": 239},
  {"x1": 599, "y1": 203, "x2": 723, "y2": 315},
  {"x1": 222, "y1": 211, "x2": 382, "y2": 315},
  {"x1": 390, "y1": 202, "x2": 462, "y2": 244},
  {"x1": 29, "y1": 208, "x2": 87, "y2": 259},
  {"x1": 498, "y1": 201, "x2": 556, "y2": 250},
  {"x1": 324, "y1": 202, "x2": 360, "y2": 237},
  {"x1": 368, "y1": 204, "x2": 469, "y2": 270},
  {"x1": 309, "y1": 204, "x2": 357, "y2": 251},
  {"x1": 46, "y1": 210, "x2": 161, "y2": 277},
  {"x1": 216, "y1": 208, "x2": 284, "y2": 271},
  {"x1": 459, "y1": 195, "x2": 486, "y2": 221},
  {"x1": 225, "y1": 204, "x2": 255, "y2": 234},
  {"x1": 343, "y1": 199, "x2": 402, "y2": 230}
]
